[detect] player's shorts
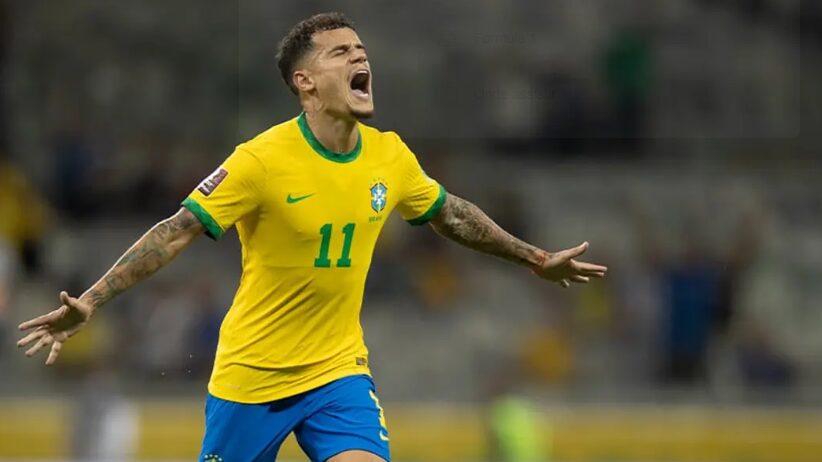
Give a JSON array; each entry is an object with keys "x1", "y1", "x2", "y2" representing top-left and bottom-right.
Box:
[{"x1": 199, "y1": 374, "x2": 390, "y2": 462}]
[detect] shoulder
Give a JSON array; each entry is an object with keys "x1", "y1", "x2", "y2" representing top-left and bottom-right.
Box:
[
  {"x1": 359, "y1": 123, "x2": 413, "y2": 161},
  {"x1": 359, "y1": 123, "x2": 401, "y2": 145},
  {"x1": 235, "y1": 116, "x2": 303, "y2": 167}
]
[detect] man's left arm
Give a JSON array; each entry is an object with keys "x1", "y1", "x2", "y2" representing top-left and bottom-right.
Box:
[{"x1": 429, "y1": 193, "x2": 607, "y2": 288}]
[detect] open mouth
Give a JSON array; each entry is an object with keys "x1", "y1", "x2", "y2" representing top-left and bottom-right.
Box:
[{"x1": 349, "y1": 69, "x2": 371, "y2": 101}]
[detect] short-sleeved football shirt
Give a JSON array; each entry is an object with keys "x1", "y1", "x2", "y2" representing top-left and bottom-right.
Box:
[{"x1": 183, "y1": 113, "x2": 445, "y2": 403}]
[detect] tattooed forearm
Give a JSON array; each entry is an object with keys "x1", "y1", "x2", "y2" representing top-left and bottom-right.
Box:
[
  {"x1": 429, "y1": 193, "x2": 544, "y2": 267},
  {"x1": 80, "y1": 208, "x2": 205, "y2": 309}
]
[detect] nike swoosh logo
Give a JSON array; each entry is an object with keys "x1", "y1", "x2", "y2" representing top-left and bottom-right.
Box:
[
  {"x1": 286, "y1": 193, "x2": 315, "y2": 204},
  {"x1": 379, "y1": 431, "x2": 390, "y2": 442}
]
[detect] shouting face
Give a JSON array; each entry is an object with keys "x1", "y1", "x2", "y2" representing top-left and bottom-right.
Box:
[{"x1": 293, "y1": 27, "x2": 373, "y2": 120}]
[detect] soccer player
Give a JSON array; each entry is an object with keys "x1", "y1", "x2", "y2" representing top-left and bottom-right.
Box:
[{"x1": 17, "y1": 12, "x2": 607, "y2": 462}]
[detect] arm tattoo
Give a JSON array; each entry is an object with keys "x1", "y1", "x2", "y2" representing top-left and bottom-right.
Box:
[
  {"x1": 430, "y1": 193, "x2": 544, "y2": 268},
  {"x1": 81, "y1": 208, "x2": 204, "y2": 309}
]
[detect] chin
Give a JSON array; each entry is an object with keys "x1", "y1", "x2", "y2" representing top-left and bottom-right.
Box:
[{"x1": 351, "y1": 106, "x2": 374, "y2": 120}]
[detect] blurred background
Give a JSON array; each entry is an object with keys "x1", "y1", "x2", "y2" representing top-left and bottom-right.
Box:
[{"x1": 0, "y1": 0, "x2": 819, "y2": 461}]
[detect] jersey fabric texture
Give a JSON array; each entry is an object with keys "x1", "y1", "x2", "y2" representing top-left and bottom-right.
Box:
[
  {"x1": 199, "y1": 374, "x2": 390, "y2": 462},
  {"x1": 182, "y1": 113, "x2": 445, "y2": 404}
]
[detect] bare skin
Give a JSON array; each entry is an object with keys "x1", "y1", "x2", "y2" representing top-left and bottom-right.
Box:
[
  {"x1": 431, "y1": 193, "x2": 607, "y2": 287},
  {"x1": 17, "y1": 25, "x2": 607, "y2": 462},
  {"x1": 328, "y1": 450, "x2": 386, "y2": 462},
  {"x1": 294, "y1": 28, "x2": 373, "y2": 153},
  {"x1": 17, "y1": 208, "x2": 204, "y2": 364}
]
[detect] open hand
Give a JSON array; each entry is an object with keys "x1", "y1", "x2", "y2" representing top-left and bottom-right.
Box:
[
  {"x1": 17, "y1": 291, "x2": 93, "y2": 365},
  {"x1": 532, "y1": 242, "x2": 608, "y2": 288}
]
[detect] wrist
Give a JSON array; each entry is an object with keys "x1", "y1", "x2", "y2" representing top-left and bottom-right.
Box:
[
  {"x1": 78, "y1": 291, "x2": 103, "y2": 312},
  {"x1": 527, "y1": 249, "x2": 548, "y2": 271}
]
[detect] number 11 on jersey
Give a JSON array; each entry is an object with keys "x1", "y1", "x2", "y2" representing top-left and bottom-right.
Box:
[{"x1": 314, "y1": 223, "x2": 356, "y2": 268}]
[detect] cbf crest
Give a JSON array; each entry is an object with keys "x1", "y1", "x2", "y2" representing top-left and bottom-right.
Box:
[{"x1": 370, "y1": 182, "x2": 387, "y2": 213}]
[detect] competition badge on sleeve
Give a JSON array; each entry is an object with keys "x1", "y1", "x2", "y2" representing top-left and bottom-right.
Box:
[{"x1": 197, "y1": 168, "x2": 228, "y2": 196}]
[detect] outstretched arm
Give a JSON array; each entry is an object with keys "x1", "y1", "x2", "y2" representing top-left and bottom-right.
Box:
[
  {"x1": 17, "y1": 207, "x2": 205, "y2": 364},
  {"x1": 81, "y1": 208, "x2": 204, "y2": 308},
  {"x1": 429, "y1": 193, "x2": 607, "y2": 287}
]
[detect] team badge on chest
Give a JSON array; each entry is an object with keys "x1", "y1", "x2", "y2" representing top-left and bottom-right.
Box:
[{"x1": 370, "y1": 182, "x2": 387, "y2": 213}]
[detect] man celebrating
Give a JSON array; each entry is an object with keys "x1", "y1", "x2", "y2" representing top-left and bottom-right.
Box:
[{"x1": 18, "y1": 12, "x2": 607, "y2": 462}]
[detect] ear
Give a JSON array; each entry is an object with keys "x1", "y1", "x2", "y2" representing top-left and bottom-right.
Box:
[{"x1": 293, "y1": 70, "x2": 314, "y2": 93}]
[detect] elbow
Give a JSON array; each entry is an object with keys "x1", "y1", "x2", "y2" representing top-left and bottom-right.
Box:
[{"x1": 429, "y1": 214, "x2": 464, "y2": 242}]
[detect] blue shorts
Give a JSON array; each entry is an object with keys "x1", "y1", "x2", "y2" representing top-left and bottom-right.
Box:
[{"x1": 199, "y1": 374, "x2": 390, "y2": 462}]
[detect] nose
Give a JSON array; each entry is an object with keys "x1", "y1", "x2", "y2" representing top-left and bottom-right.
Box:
[{"x1": 350, "y1": 51, "x2": 367, "y2": 65}]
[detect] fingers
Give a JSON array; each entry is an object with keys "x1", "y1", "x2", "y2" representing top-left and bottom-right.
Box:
[
  {"x1": 61, "y1": 291, "x2": 84, "y2": 310},
  {"x1": 25, "y1": 334, "x2": 53, "y2": 357},
  {"x1": 60, "y1": 291, "x2": 79, "y2": 308},
  {"x1": 18, "y1": 308, "x2": 63, "y2": 331},
  {"x1": 570, "y1": 275, "x2": 590, "y2": 283},
  {"x1": 46, "y1": 341, "x2": 63, "y2": 366},
  {"x1": 576, "y1": 267, "x2": 606, "y2": 278},
  {"x1": 17, "y1": 327, "x2": 48, "y2": 348},
  {"x1": 570, "y1": 260, "x2": 608, "y2": 279},
  {"x1": 574, "y1": 260, "x2": 608, "y2": 273},
  {"x1": 19, "y1": 292, "x2": 76, "y2": 331},
  {"x1": 560, "y1": 279, "x2": 570, "y2": 288},
  {"x1": 558, "y1": 242, "x2": 589, "y2": 260}
]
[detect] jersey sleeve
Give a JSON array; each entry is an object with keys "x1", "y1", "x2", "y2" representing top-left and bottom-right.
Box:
[
  {"x1": 181, "y1": 147, "x2": 266, "y2": 240},
  {"x1": 394, "y1": 134, "x2": 447, "y2": 225}
]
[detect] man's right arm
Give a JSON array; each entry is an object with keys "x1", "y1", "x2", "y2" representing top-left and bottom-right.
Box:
[
  {"x1": 17, "y1": 207, "x2": 205, "y2": 364},
  {"x1": 81, "y1": 207, "x2": 205, "y2": 309}
]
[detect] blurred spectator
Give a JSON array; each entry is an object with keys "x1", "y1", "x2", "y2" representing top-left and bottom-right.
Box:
[
  {"x1": 519, "y1": 326, "x2": 573, "y2": 385},
  {"x1": 635, "y1": 206, "x2": 760, "y2": 385},
  {"x1": 51, "y1": 121, "x2": 98, "y2": 218},
  {"x1": 0, "y1": 153, "x2": 50, "y2": 274},
  {"x1": 658, "y1": 240, "x2": 721, "y2": 383},
  {"x1": 484, "y1": 371, "x2": 547, "y2": 462},
  {"x1": 600, "y1": 27, "x2": 652, "y2": 152}
]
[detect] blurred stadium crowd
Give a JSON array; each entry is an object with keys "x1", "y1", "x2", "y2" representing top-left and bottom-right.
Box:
[{"x1": 0, "y1": 0, "x2": 819, "y2": 414}]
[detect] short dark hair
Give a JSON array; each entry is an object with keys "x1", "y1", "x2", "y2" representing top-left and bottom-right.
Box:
[{"x1": 277, "y1": 12, "x2": 356, "y2": 95}]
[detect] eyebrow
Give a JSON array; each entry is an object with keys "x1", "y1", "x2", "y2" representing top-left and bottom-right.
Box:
[{"x1": 327, "y1": 43, "x2": 366, "y2": 55}]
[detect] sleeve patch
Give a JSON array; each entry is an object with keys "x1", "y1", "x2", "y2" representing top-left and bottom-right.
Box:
[{"x1": 197, "y1": 167, "x2": 228, "y2": 196}]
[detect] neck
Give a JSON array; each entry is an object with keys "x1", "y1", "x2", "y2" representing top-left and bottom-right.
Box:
[{"x1": 304, "y1": 110, "x2": 359, "y2": 154}]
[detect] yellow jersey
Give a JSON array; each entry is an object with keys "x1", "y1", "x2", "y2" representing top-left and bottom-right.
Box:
[{"x1": 182, "y1": 113, "x2": 445, "y2": 403}]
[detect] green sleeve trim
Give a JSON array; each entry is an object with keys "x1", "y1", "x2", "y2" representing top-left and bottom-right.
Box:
[
  {"x1": 407, "y1": 184, "x2": 447, "y2": 226},
  {"x1": 181, "y1": 197, "x2": 224, "y2": 240}
]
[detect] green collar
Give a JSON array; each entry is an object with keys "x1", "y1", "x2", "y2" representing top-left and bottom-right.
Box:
[{"x1": 297, "y1": 112, "x2": 362, "y2": 163}]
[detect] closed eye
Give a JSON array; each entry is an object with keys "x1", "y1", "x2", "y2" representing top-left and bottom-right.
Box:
[
  {"x1": 329, "y1": 44, "x2": 350, "y2": 56},
  {"x1": 328, "y1": 43, "x2": 366, "y2": 57}
]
